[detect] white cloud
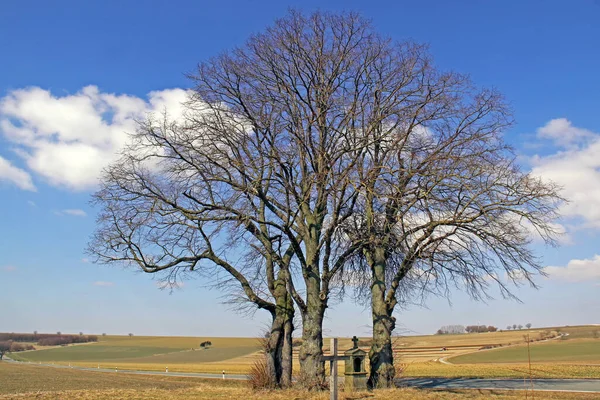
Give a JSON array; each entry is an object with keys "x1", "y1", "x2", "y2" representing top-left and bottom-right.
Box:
[
  {"x1": 537, "y1": 118, "x2": 595, "y2": 148},
  {"x1": 0, "y1": 155, "x2": 36, "y2": 191},
  {"x1": 2, "y1": 265, "x2": 17, "y2": 272},
  {"x1": 81, "y1": 258, "x2": 90, "y2": 263},
  {"x1": 544, "y1": 255, "x2": 600, "y2": 282},
  {"x1": 93, "y1": 281, "x2": 114, "y2": 287},
  {"x1": 61, "y1": 209, "x2": 87, "y2": 217},
  {"x1": 0, "y1": 85, "x2": 189, "y2": 191},
  {"x1": 530, "y1": 119, "x2": 600, "y2": 229},
  {"x1": 27, "y1": 200, "x2": 37, "y2": 207}
]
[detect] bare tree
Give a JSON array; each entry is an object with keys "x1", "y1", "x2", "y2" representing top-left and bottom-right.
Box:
[
  {"x1": 0, "y1": 341, "x2": 11, "y2": 360},
  {"x1": 168, "y1": 11, "x2": 378, "y2": 388},
  {"x1": 513, "y1": 324, "x2": 517, "y2": 330},
  {"x1": 90, "y1": 133, "x2": 297, "y2": 387},
  {"x1": 526, "y1": 323, "x2": 532, "y2": 329},
  {"x1": 507, "y1": 326, "x2": 512, "y2": 330},
  {"x1": 91, "y1": 11, "x2": 398, "y2": 389},
  {"x1": 88, "y1": 10, "x2": 562, "y2": 390},
  {"x1": 337, "y1": 40, "x2": 563, "y2": 387}
]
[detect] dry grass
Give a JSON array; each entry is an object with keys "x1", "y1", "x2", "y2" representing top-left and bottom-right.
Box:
[
  {"x1": 1, "y1": 362, "x2": 599, "y2": 400},
  {"x1": 0, "y1": 361, "x2": 236, "y2": 395},
  {"x1": 403, "y1": 361, "x2": 600, "y2": 379},
  {"x1": 2, "y1": 386, "x2": 600, "y2": 400}
]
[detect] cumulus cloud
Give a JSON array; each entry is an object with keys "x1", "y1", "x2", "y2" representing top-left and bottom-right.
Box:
[
  {"x1": 537, "y1": 118, "x2": 596, "y2": 148},
  {"x1": 544, "y1": 255, "x2": 600, "y2": 282},
  {"x1": 0, "y1": 85, "x2": 189, "y2": 191},
  {"x1": 93, "y1": 281, "x2": 114, "y2": 287},
  {"x1": 530, "y1": 119, "x2": 600, "y2": 229},
  {"x1": 0, "y1": 155, "x2": 36, "y2": 191}
]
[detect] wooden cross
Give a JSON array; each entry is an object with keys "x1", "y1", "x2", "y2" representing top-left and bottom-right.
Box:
[{"x1": 322, "y1": 338, "x2": 349, "y2": 400}]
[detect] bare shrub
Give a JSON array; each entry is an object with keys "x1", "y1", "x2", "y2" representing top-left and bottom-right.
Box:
[{"x1": 248, "y1": 357, "x2": 276, "y2": 390}]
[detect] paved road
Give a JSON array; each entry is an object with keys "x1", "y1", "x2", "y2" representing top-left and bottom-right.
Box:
[
  {"x1": 397, "y1": 377, "x2": 600, "y2": 393},
  {"x1": 4, "y1": 358, "x2": 600, "y2": 393}
]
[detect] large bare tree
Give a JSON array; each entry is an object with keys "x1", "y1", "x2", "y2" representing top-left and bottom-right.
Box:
[
  {"x1": 340, "y1": 56, "x2": 563, "y2": 387},
  {"x1": 184, "y1": 11, "x2": 404, "y2": 388},
  {"x1": 88, "y1": 114, "x2": 297, "y2": 387},
  {"x1": 90, "y1": 10, "x2": 562, "y2": 390}
]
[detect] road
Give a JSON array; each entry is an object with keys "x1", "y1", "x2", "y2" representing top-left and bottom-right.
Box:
[
  {"x1": 4, "y1": 357, "x2": 600, "y2": 393},
  {"x1": 397, "y1": 377, "x2": 600, "y2": 393}
]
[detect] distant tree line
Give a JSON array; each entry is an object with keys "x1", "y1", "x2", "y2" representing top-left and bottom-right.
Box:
[
  {"x1": 436, "y1": 325, "x2": 466, "y2": 335},
  {"x1": 465, "y1": 325, "x2": 498, "y2": 333},
  {"x1": 436, "y1": 325, "x2": 500, "y2": 334},
  {"x1": 0, "y1": 341, "x2": 36, "y2": 358},
  {"x1": 505, "y1": 323, "x2": 531, "y2": 330},
  {"x1": 0, "y1": 333, "x2": 98, "y2": 346},
  {"x1": 37, "y1": 335, "x2": 98, "y2": 346}
]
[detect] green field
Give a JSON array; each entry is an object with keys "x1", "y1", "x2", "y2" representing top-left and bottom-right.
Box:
[
  {"x1": 10, "y1": 336, "x2": 260, "y2": 364},
  {"x1": 450, "y1": 339, "x2": 600, "y2": 364}
]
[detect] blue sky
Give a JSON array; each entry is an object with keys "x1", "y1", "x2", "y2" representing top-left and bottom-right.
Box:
[{"x1": 1, "y1": 0, "x2": 599, "y2": 337}]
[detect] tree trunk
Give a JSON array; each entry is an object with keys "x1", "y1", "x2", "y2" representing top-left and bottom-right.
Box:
[
  {"x1": 368, "y1": 247, "x2": 396, "y2": 388},
  {"x1": 280, "y1": 300, "x2": 294, "y2": 387},
  {"x1": 262, "y1": 270, "x2": 296, "y2": 388},
  {"x1": 298, "y1": 275, "x2": 326, "y2": 389},
  {"x1": 264, "y1": 311, "x2": 285, "y2": 387}
]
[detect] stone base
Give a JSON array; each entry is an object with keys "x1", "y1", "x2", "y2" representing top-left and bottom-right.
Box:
[{"x1": 344, "y1": 373, "x2": 368, "y2": 391}]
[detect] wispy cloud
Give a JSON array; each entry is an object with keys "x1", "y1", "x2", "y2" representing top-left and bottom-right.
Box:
[
  {"x1": 81, "y1": 258, "x2": 90, "y2": 263},
  {"x1": 0, "y1": 156, "x2": 36, "y2": 191},
  {"x1": 2, "y1": 265, "x2": 17, "y2": 272},
  {"x1": 27, "y1": 200, "x2": 37, "y2": 207},
  {"x1": 93, "y1": 281, "x2": 114, "y2": 287},
  {"x1": 55, "y1": 208, "x2": 87, "y2": 217},
  {"x1": 544, "y1": 255, "x2": 600, "y2": 282}
]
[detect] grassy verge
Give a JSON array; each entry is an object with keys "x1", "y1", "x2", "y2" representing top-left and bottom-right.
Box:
[{"x1": 403, "y1": 362, "x2": 600, "y2": 379}]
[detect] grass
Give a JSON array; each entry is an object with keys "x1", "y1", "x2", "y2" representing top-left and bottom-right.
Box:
[
  {"x1": 450, "y1": 339, "x2": 600, "y2": 364},
  {"x1": 403, "y1": 362, "x2": 600, "y2": 379},
  {"x1": 1, "y1": 362, "x2": 599, "y2": 400},
  {"x1": 0, "y1": 361, "x2": 226, "y2": 395},
  {"x1": 11, "y1": 336, "x2": 260, "y2": 364}
]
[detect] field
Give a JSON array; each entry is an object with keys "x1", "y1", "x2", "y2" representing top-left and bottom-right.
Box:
[
  {"x1": 450, "y1": 340, "x2": 600, "y2": 364},
  {"x1": 9, "y1": 336, "x2": 259, "y2": 363},
  {"x1": 1, "y1": 362, "x2": 600, "y2": 400},
  {"x1": 6, "y1": 325, "x2": 600, "y2": 379}
]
